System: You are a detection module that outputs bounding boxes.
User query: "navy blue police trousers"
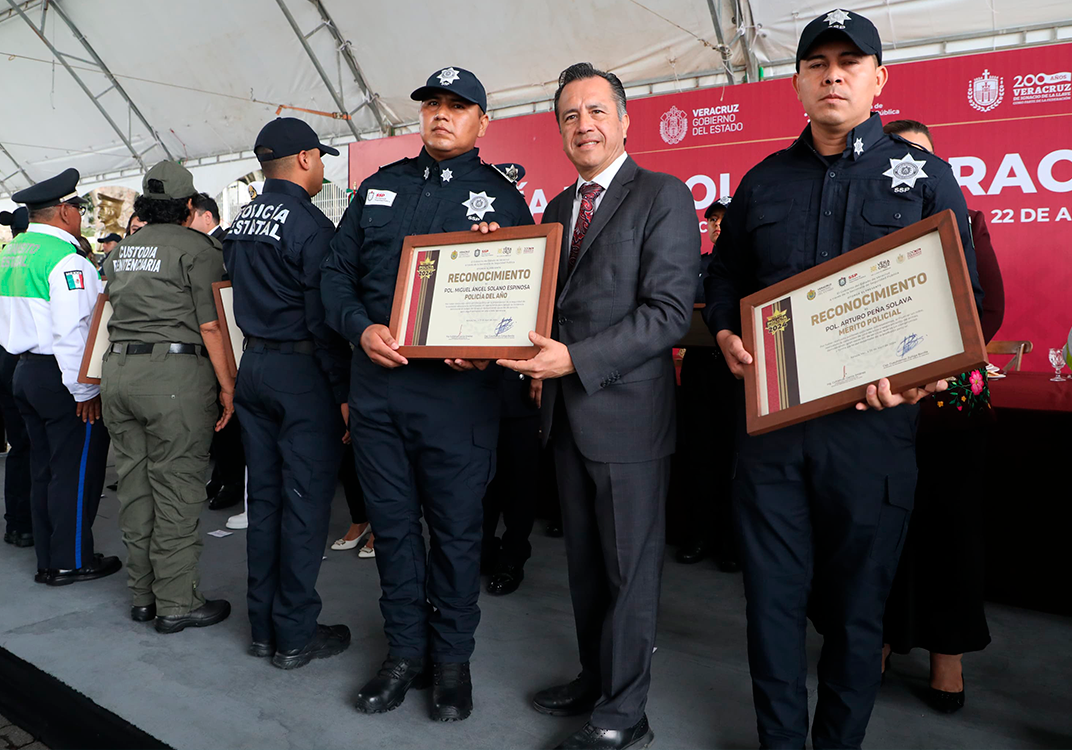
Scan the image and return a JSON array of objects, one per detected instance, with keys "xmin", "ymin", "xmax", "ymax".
[
  {"xmin": 348, "ymin": 360, "xmax": 498, "ymax": 663},
  {"xmin": 235, "ymin": 343, "xmax": 343, "ymax": 652},
  {"xmin": 733, "ymin": 404, "xmax": 917, "ymax": 750}
]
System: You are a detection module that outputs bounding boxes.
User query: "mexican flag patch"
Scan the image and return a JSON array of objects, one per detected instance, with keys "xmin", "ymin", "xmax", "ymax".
[{"xmin": 64, "ymin": 270, "xmax": 85, "ymax": 290}]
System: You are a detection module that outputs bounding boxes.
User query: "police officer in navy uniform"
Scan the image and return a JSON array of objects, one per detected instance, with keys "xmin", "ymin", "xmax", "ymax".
[
  {"xmin": 322, "ymin": 67, "xmax": 533, "ymax": 721},
  {"xmin": 704, "ymin": 10, "xmax": 983, "ymax": 748},
  {"xmin": 224, "ymin": 118, "xmax": 353, "ymax": 669}
]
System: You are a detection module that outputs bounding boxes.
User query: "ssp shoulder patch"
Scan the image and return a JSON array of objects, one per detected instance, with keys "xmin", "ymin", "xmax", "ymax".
[{"xmin": 64, "ymin": 270, "xmax": 85, "ymax": 290}]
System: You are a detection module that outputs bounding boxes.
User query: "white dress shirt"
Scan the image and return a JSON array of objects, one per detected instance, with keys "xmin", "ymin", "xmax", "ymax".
[
  {"xmin": 0, "ymin": 223, "xmax": 102, "ymax": 401},
  {"xmin": 568, "ymin": 151, "xmax": 629, "ymax": 239}
]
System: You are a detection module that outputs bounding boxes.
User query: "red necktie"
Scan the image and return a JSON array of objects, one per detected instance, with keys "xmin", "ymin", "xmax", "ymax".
[{"xmin": 569, "ymin": 183, "xmax": 604, "ymax": 270}]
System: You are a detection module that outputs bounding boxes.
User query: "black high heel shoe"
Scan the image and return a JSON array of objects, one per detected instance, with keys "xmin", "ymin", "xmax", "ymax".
[{"xmin": 926, "ymin": 684, "xmax": 965, "ymax": 714}]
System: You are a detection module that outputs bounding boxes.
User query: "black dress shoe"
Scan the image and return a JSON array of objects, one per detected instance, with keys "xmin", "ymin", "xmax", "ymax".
[
  {"xmin": 716, "ymin": 557, "xmax": 741, "ymax": 573},
  {"xmin": 5, "ymin": 530, "xmax": 33, "ymax": 547},
  {"xmin": 249, "ymin": 640, "xmax": 275, "ymax": 658},
  {"xmin": 209, "ymin": 484, "xmax": 243, "ymax": 511},
  {"xmin": 675, "ymin": 542, "xmax": 708, "ymax": 565},
  {"xmin": 533, "ymin": 676, "xmax": 601, "ymax": 717},
  {"xmin": 272, "ymin": 624, "xmax": 351, "ymax": 669},
  {"xmin": 131, "ymin": 603, "xmax": 156, "ymax": 622},
  {"xmin": 546, "ymin": 522, "xmax": 563, "ymax": 538},
  {"xmin": 46, "ymin": 554, "xmax": 122, "ymax": 586},
  {"xmin": 486, "ymin": 562, "xmax": 524, "ymax": 596},
  {"xmin": 555, "ymin": 715, "xmax": 655, "ymax": 750},
  {"xmin": 155, "ymin": 599, "xmax": 231, "ymax": 634},
  {"xmin": 926, "ymin": 685, "xmax": 965, "ymax": 714},
  {"xmin": 354, "ymin": 657, "xmax": 430, "ymax": 713},
  {"xmin": 432, "ymin": 662, "xmax": 473, "ymax": 721},
  {"xmin": 3, "ymin": 530, "xmax": 31, "ymax": 546},
  {"xmin": 34, "ymin": 569, "xmax": 50, "ymax": 584}
]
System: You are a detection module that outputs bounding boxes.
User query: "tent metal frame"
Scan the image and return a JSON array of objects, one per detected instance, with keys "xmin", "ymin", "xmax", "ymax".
[
  {"xmin": 4, "ymin": 0, "xmax": 174, "ymax": 173},
  {"xmin": 304, "ymin": 0, "xmax": 391, "ymax": 133},
  {"xmin": 3, "ymin": 3, "xmax": 1070, "ymax": 199},
  {"xmin": 275, "ymin": 0, "xmax": 365, "ymax": 140},
  {"xmin": 0, "ymin": 141, "xmax": 35, "ymax": 188}
]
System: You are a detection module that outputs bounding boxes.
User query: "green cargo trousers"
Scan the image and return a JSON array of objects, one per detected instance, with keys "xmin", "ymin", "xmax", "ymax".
[{"xmin": 101, "ymin": 345, "xmax": 218, "ymax": 616}]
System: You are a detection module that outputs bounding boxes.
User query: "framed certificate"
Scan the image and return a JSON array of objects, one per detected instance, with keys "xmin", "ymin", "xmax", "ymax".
[
  {"xmin": 77, "ymin": 293, "xmax": 111, "ymax": 384},
  {"xmin": 212, "ymin": 281, "xmax": 243, "ymax": 378},
  {"xmin": 79, "ymin": 285, "xmax": 245, "ymax": 383},
  {"xmin": 741, "ymin": 209, "xmax": 986, "ymax": 436},
  {"xmin": 388, "ymin": 224, "xmax": 563, "ymax": 359}
]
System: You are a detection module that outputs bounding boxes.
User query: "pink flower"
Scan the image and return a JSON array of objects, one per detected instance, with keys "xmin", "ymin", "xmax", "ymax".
[{"xmin": 969, "ymin": 370, "xmax": 984, "ymax": 395}]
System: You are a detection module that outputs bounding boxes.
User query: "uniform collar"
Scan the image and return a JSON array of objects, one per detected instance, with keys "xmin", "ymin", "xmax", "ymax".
[
  {"xmin": 843, "ymin": 112, "xmax": 884, "ymax": 160},
  {"xmin": 416, "ymin": 146, "xmax": 481, "ymax": 182},
  {"xmin": 262, "ymin": 178, "xmax": 312, "ymax": 202},
  {"xmin": 792, "ymin": 111, "xmax": 885, "ymax": 162},
  {"xmin": 25, "ymin": 222, "xmax": 80, "ymax": 248}
]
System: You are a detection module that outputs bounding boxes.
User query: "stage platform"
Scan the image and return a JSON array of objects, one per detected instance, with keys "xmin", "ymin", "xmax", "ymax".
[{"xmin": 1, "ymin": 453, "xmax": 1069, "ymax": 749}]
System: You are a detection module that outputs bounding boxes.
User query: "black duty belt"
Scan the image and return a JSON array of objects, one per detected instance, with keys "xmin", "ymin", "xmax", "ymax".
[
  {"xmin": 244, "ymin": 336, "xmax": 316, "ymax": 355},
  {"xmin": 19, "ymin": 352, "xmax": 54, "ymax": 361},
  {"xmin": 112, "ymin": 342, "xmax": 207, "ymax": 357}
]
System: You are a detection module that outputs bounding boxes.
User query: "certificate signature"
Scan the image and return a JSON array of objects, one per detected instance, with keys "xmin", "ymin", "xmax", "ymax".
[
  {"xmin": 493, "ymin": 317, "xmax": 514, "ymax": 337},
  {"xmin": 896, "ymin": 333, "xmax": 923, "ymax": 358}
]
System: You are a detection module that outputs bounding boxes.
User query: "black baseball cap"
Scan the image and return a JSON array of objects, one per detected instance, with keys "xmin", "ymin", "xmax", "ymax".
[
  {"xmin": 0, "ymin": 206, "xmax": 29, "ymax": 235},
  {"xmin": 254, "ymin": 117, "xmax": 340, "ymax": 162},
  {"xmin": 796, "ymin": 9, "xmax": 882, "ymax": 69},
  {"xmin": 12, "ymin": 168, "xmax": 89, "ymax": 211},
  {"xmin": 410, "ymin": 67, "xmax": 487, "ymax": 113},
  {"xmin": 98, "ymin": 233, "xmax": 122, "ymax": 244}
]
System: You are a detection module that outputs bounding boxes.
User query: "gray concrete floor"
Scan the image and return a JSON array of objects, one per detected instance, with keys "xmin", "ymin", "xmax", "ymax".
[{"xmin": 1, "ymin": 453, "xmax": 1070, "ymax": 749}]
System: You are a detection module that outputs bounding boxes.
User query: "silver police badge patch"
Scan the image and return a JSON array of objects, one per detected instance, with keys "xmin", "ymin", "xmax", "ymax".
[
  {"xmin": 462, "ymin": 191, "xmax": 496, "ymax": 221},
  {"xmin": 437, "ymin": 67, "xmax": 460, "ymax": 86},
  {"xmin": 883, "ymin": 153, "xmax": 929, "ymax": 190}
]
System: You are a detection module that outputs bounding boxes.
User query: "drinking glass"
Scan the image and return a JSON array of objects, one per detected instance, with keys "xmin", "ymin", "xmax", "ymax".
[{"xmin": 1049, "ymin": 347, "xmax": 1067, "ymax": 382}]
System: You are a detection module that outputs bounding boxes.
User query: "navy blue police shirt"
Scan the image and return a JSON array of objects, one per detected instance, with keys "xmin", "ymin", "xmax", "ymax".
[
  {"xmin": 703, "ymin": 113, "xmax": 983, "ymax": 336},
  {"xmin": 222, "ymin": 178, "xmax": 350, "ymax": 402},
  {"xmin": 321, "ymin": 147, "xmax": 534, "ymax": 347}
]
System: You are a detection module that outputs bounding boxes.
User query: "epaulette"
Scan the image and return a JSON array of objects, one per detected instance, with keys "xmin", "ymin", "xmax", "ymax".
[
  {"xmin": 484, "ymin": 160, "xmax": 522, "ymax": 185},
  {"xmin": 378, "ymin": 156, "xmax": 414, "ymax": 171},
  {"xmin": 887, "ymin": 133, "xmax": 932, "ymax": 154}
]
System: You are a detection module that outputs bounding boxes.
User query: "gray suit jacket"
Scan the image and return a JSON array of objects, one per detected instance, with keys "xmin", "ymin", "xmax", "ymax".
[{"xmin": 541, "ymin": 156, "xmax": 700, "ymax": 463}]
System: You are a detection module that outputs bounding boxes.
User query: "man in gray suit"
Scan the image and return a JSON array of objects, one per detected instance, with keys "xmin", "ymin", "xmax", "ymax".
[{"xmin": 498, "ymin": 62, "xmax": 699, "ymax": 750}]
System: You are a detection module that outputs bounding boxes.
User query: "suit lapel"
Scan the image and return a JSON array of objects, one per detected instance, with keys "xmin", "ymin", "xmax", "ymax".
[
  {"xmin": 556, "ymin": 185, "xmax": 576, "ymax": 288},
  {"xmin": 562, "ymin": 156, "xmax": 637, "ymax": 290}
]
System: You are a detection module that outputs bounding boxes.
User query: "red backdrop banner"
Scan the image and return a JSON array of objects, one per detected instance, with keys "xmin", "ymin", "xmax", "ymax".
[{"xmin": 350, "ymin": 44, "xmax": 1072, "ymax": 372}]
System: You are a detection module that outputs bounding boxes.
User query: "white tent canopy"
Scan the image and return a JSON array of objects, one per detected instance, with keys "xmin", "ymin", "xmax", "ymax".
[{"xmin": 1, "ymin": 0, "xmax": 1070, "ymax": 205}]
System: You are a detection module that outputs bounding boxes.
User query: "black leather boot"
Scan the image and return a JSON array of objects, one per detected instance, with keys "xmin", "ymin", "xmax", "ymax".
[{"xmin": 354, "ymin": 657, "xmax": 429, "ymax": 713}]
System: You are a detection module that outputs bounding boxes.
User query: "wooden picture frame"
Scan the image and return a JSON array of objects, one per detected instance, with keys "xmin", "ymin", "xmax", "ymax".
[
  {"xmin": 740, "ymin": 210, "xmax": 986, "ymax": 436},
  {"xmin": 212, "ymin": 281, "xmax": 242, "ymax": 379},
  {"xmin": 77, "ymin": 293, "xmax": 111, "ymax": 384},
  {"xmin": 388, "ymin": 223, "xmax": 563, "ymax": 359}
]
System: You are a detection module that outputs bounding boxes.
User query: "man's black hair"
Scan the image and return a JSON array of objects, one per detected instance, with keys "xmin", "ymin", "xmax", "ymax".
[
  {"xmin": 190, "ymin": 192, "xmax": 220, "ymax": 223},
  {"xmin": 553, "ymin": 62, "xmax": 628, "ymax": 123}
]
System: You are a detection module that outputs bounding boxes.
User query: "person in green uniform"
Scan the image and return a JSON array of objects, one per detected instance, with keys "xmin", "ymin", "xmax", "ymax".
[{"xmin": 101, "ymin": 161, "xmax": 235, "ymax": 633}]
